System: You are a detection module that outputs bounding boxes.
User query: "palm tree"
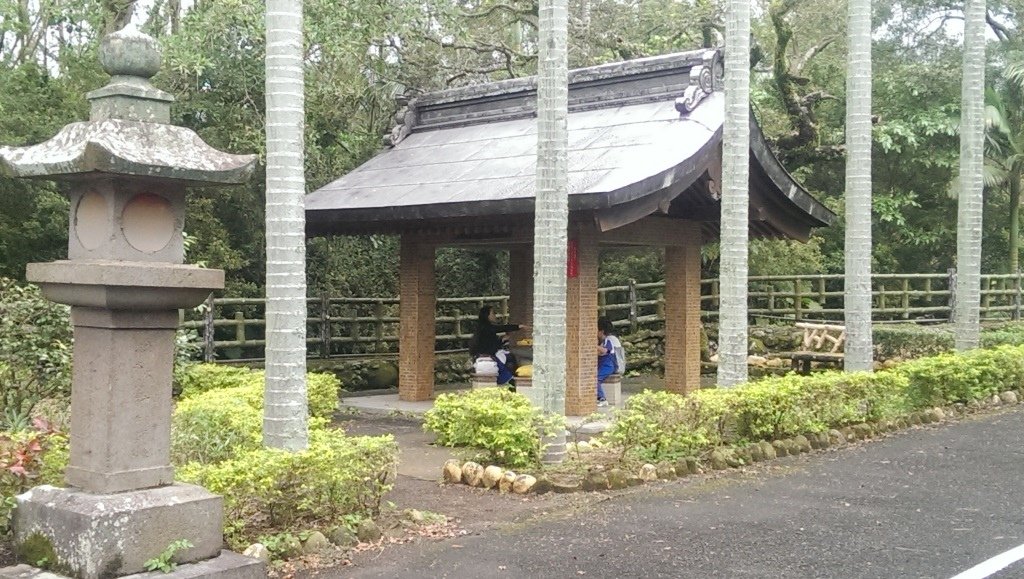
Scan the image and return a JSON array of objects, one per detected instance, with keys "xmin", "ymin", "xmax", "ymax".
[
  {"xmin": 844, "ymin": 0, "xmax": 873, "ymax": 372},
  {"xmin": 982, "ymin": 85, "xmax": 1024, "ymax": 274},
  {"xmin": 533, "ymin": 0, "xmax": 569, "ymax": 458},
  {"xmin": 955, "ymin": 0, "xmax": 986, "ymax": 351},
  {"xmin": 717, "ymin": 0, "xmax": 751, "ymax": 387},
  {"xmin": 264, "ymin": 0, "xmax": 308, "ymax": 450}
]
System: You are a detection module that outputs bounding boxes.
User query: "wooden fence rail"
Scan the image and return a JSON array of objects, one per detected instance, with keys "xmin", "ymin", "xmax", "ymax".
[{"xmin": 180, "ymin": 271, "xmax": 1024, "ymax": 362}]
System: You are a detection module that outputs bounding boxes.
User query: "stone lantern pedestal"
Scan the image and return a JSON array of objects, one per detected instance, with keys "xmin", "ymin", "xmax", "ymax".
[{"xmin": 0, "ymin": 26, "xmax": 263, "ymax": 579}]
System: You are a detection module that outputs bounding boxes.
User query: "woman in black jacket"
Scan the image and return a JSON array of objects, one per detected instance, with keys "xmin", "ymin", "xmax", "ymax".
[{"xmin": 469, "ymin": 305, "xmax": 526, "ymax": 358}]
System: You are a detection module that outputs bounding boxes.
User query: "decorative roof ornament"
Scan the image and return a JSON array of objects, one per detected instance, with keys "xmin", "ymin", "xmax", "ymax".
[
  {"xmin": 0, "ymin": 24, "xmax": 256, "ymax": 184},
  {"xmin": 675, "ymin": 49, "xmax": 724, "ymax": 115}
]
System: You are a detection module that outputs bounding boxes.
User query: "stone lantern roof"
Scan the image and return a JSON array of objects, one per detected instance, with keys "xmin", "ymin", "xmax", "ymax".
[{"xmin": 0, "ymin": 24, "xmax": 256, "ymax": 185}]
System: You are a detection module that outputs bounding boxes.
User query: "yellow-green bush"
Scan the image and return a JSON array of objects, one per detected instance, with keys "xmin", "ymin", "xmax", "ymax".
[
  {"xmin": 895, "ymin": 345, "xmax": 1024, "ymax": 407},
  {"xmin": 424, "ymin": 388, "xmax": 564, "ymax": 469},
  {"xmin": 177, "ymin": 428, "xmax": 398, "ymax": 549},
  {"xmin": 603, "ymin": 390, "xmax": 719, "ymax": 462},
  {"xmin": 171, "ymin": 388, "xmax": 263, "ymax": 465},
  {"xmin": 178, "ymin": 364, "xmax": 341, "ymax": 419}
]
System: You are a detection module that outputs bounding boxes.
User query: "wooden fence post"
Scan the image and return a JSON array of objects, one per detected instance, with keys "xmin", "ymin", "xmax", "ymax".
[
  {"xmin": 794, "ymin": 278, "xmax": 803, "ymax": 321},
  {"xmin": 628, "ymin": 278, "xmax": 638, "ymax": 333},
  {"xmin": 901, "ymin": 278, "xmax": 910, "ymax": 320},
  {"xmin": 947, "ymin": 267, "xmax": 957, "ymax": 323},
  {"xmin": 1015, "ymin": 269, "xmax": 1022, "ymax": 321},
  {"xmin": 348, "ymin": 305, "xmax": 360, "ymax": 353},
  {"xmin": 374, "ymin": 301, "xmax": 385, "ymax": 351},
  {"xmin": 320, "ymin": 293, "xmax": 331, "ymax": 359},
  {"xmin": 233, "ymin": 311, "xmax": 244, "ymax": 342},
  {"xmin": 597, "ymin": 289, "xmax": 607, "ymax": 319},
  {"xmin": 203, "ymin": 294, "xmax": 215, "ymax": 363},
  {"xmin": 982, "ymin": 278, "xmax": 992, "ymax": 315}
]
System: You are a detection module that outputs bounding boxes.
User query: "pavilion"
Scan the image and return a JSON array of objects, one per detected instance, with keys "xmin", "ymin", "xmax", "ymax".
[{"xmin": 306, "ymin": 48, "xmax": 835, "ymax": 416}]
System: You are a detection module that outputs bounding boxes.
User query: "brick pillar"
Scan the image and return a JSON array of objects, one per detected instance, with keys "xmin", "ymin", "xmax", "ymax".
[
  {"xmin": 399, "ymin": 235, "xmax": 436, "ymax": 401},
  {"xmin": 565, "ymin": 221, "xmax": 600, "ymax": 416},
  {"xmin": 665, "ymin": 224, "xmax": 702, "ymax": 395},
  {"xmin": 508, "ymin": 245, "xmax": 534, "ymax": 328}
]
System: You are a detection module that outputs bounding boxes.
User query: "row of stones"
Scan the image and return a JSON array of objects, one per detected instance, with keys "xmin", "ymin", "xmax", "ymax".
[
  {"xmin": 240, "ymin": 516, "xmax": 398, "ymax": 562},
  {"xmin": 442, "ymin": 461, "xmax": 540, "ymax": 493},
  {"xmin": 440, "ymin": 390, "xmax": 1022, "ymax": 494}
]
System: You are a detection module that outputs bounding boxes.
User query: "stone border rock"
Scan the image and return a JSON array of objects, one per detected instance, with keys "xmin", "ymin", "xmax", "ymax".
[{"xmin": 439, "ymin": 389, "xmax": 1024, "ymax": 494}]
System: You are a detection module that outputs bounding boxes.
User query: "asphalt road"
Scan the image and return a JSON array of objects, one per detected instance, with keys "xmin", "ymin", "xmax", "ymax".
[{"xmin": 338, "ymin": 407, "xmax": 1024, "ymax": 579}]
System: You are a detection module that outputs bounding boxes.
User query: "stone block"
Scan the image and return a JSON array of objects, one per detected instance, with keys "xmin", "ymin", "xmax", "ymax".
[
  {"xmin": 14, "ymin": 484, "xmax": 223, "ymax": 579},
  {"xmin": 0, "ymin": 551, "xmax": 265, "ymax": 579},
  {"xmin": 603, "ymin": 375, "xmax": 623, "ymax": 408}
]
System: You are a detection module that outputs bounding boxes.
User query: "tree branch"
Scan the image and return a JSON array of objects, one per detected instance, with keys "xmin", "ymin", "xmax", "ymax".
[
  {"xmin": 794, "ymin": 35, "xmax": 838, "ymax": 74},
  {"xmin": 986, "ymin": 11, "xmax": 1011, "ymax": 42}
]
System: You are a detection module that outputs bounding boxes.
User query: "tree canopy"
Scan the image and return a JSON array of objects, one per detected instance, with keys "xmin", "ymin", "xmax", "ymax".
[{"xmin": 2, "ymin": 0, "xmax": 1024, "ymax": 295}]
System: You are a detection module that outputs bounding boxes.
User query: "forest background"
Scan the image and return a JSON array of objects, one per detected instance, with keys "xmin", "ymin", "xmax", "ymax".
[{"xmin": 2, "ymin": 0, "xmax": 1022, "ymax": 300}]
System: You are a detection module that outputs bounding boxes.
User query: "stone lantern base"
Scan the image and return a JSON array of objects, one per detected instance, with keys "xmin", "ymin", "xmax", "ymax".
[{"xmin": 0, "ymin": 485, "xmax": 264, "ymax": 579}]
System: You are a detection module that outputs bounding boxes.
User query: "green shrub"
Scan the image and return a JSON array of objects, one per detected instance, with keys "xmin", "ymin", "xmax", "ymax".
[
  {"xmin": 896, "ymin": 345, "xmax": 1024, "ymax": 407},
  {"xmin": 604, "ymin": 390, "xmax": 720, "ymax": 462},
  {"xmin": 178, "ymin": 364, "xmax": 341, "ymax": 420},
  {"xmin": 177, "ymin": 429, "xmax": 397, "ymax": 549},
  {"xmin": 872, "ymin": 325, "xmax": 954, "ymax": 361},
  {"xmin": 981, "ymin": 322, "xmax": 1024, "ymax": 348},
  {"xmin": 424, "ymin": 388, "xmax": 563, "ymax": 469},
  {"xmin": 171, "ymin": 388, "xmax": 263, "ymax": 465},
  {"xmin": 0, "ymin": 278, "xmax": 72, "ymax": 423}
]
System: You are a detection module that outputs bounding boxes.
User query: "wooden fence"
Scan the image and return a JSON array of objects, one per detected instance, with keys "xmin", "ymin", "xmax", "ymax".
[{"xmin": 181, "ymin": 271, "xmax": 1024, "ymax": 362}]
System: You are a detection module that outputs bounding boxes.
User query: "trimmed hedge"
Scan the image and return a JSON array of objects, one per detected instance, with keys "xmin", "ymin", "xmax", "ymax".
[
  {"xmin": 872, "ymin": 325, "xmax": 954, "ymax": 361},
  {"xmin": 178, "ymin": 428, "xmax": 398, "ymax": 549},
  {"xmin": 607, "ymin": 344, "xmax": 1024, "ymax": 463},
  {"xmin": 896, "ymin": 345, "xmax": 1024, "ymax": 407},
  {"xmin": 178, "ymin": 364, "xmax": 341, "ymax": 420},
  {"xmin": 873, "ymin": 322, "xmax": 1024, "ymax": 361}
]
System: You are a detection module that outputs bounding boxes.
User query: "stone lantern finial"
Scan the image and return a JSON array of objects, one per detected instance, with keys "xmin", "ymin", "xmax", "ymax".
[
  {"xmin": 99, "ymin": 23, "xmax": 162, "ymax": 78},
  {"xmin": 87, "ymin": 24, "xmax": 174, "ymax": 123}
]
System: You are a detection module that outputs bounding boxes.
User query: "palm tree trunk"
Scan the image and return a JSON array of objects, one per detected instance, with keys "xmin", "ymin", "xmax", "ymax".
[
  {"xmin": 264, "ymin": 0, "xmax": 308, "ymax": 450},
  {"xmin": 717, "ymin": 0, "xmax": 751, "ymax": 387},
  {"xmin": 844, "ymin": 0, "xmax": 873, "ymax": 372},
  {"xmin": 533, "ymin": 0, "xmax": 568, "ymax": 459},
  {"xmin": 955, "ymin": 0, "xmax": 986, "ymax": 351},
  {"xmin": 1010, "ymin": 174, "xmax": 1020, "ymax": 274}
]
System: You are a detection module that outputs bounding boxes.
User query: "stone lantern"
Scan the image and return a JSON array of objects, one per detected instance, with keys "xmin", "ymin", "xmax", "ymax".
[{"xmin": 0, "ymin": 26, "xmax": 262, "ymax": 579}]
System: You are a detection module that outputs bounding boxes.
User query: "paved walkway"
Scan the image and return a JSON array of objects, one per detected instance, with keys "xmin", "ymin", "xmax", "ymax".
[
  {"xmin": 341, "ymin": 374, "xmax": 677, "ymax": 432},
  {"xmin": 330, "ymin": 406, "xmax": 1024, "ymax": 579}
]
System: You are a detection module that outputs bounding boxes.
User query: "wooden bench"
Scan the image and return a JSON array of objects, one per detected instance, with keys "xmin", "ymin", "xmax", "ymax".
[{"xmin": 776, "ymin": 323, "xmax": 846, "ymax": 375}]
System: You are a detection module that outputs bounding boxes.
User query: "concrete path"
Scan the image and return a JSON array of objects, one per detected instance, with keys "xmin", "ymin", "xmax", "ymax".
[
  {"xmin": 329, "ymin": 406, "xmax": 1024, "ymax": 579},
  {"xmin": 340, "ymin": 374, "xmax": 677, "ymax": 433}
]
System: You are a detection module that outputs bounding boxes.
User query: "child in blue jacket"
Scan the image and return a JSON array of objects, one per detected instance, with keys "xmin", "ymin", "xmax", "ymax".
[{"xmin": 596, "ymin": 318, "xmax": 618, "ymax": 407}]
